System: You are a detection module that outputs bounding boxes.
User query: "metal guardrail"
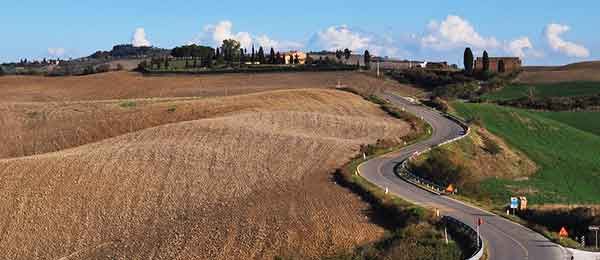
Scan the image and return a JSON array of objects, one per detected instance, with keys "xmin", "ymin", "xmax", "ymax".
[
  {"xmin": 397, "ymin": 100, "xmax": 485, "ymax": 260},
  {"xmin": 443, "ymin": 216, "xmax": 485, "ymax": 260}
]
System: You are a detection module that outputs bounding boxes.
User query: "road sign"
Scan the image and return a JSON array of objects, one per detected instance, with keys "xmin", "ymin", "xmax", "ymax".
[
  {"xmin": 510, "ymin": 197, "xmax": 519, "ymax": 209},
  {"xmin": 559, "ymin": 227, "xmax": 569, "ymax": 238},
  {"xmin": 446, "ymin": 184, "xmax": 455, "ymax": 193}
]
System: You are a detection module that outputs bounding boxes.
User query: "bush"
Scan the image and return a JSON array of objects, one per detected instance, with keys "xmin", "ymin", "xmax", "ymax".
[{"xmin": 410, "ymin": 148, "xmax": 470, "ymax": 187}]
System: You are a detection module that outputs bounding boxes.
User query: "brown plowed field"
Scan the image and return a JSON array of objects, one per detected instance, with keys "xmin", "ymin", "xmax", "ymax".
[
  {"xmin": 518, "ymin": 61, "xmax": 600, "ymax": 83},
  {"xmin": 0, "ymin": 71, "xmax": 420, "ymax": 102},
  {"xmin": 0, "ymin": 72, "xmax": 414, "ymax": 260}
]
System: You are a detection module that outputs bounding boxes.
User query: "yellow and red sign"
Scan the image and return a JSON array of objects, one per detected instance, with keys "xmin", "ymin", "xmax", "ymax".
[{"xmin": 559, "ymin": 227, "xmax": 568, "ymax": 238}]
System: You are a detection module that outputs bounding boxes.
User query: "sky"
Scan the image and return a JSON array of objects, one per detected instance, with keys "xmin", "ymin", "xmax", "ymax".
[{"xmin": 1, "ymin": 0, "xmax": 597, "ymax": 65}]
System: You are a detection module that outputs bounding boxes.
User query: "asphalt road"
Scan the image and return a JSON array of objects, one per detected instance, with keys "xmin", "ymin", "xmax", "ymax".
[{"xmin": 359, "ymin": 92, "xmax": 568, "ymax": 260}]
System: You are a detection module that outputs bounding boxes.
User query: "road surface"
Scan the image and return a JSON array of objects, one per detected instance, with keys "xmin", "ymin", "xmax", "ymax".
[{"xmin": 359, "ymin": 92, "xmax": 567, "ymax": 260}]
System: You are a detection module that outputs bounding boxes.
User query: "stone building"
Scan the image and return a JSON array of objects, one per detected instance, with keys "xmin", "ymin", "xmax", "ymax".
[
  {"xmin": 283, "ymin": 51, "xmax": 307, "ymax": 64},
  {"xmin": 475, "ymin": 57, "xmax": 522, "ymax": 73}
]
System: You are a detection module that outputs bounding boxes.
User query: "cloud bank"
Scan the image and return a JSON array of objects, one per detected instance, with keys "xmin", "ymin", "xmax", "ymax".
[
  {"xmin": 308, "ymin": 25, "xmax": 401, "ymax": 57},
  {"xmin": 197, "ymin": 20, "xmax": 302, "ymax": 50},
  {"xmin": 421, "ymin": 15, "xmax": 500, "ymax": 50},
  {"xmin": 544, "ymin": 23, "xmax": 590, "ymax": 58},
  {"xmin": 132, "ymin": 28, "xmax": 151, "ymax": 47}
]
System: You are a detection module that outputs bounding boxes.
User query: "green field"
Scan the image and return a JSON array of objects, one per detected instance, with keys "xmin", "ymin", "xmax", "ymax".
[
  {"xmin": 453, "ymin": 102, "xmax": 600, "ymax": 204},
  {"xmin": 535, "ymin": 111, "xmax": 600, "ymax": 136},
  {"xmin": 482, "ymin": 82, "xmax": 600, "ymax": 101}
]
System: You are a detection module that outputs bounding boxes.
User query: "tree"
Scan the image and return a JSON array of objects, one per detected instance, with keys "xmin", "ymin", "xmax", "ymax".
[
  {"xmin": 257, "ymin": 47, "xmax": 265, "ymax": 64},
  {"xmin": 335, "ymin": 49, "xmax": 343, "ymax": 61},
  {"xmin": 0, "ymin": 66, "xmax": 5, "ymax": 76},
  {"xmin": 294, "ymin": 54, "xmax": 300, "ymax": 64},
  {"xmin": 251, "ymin": 45, "xmax": 255, "ymax": 63},
  {"xmin": 464, "ymin": 47, "xmax": 474, "ymax": 75},
  {"xmin": 482, "ymin": 50, "xmax": 490, "ymax": 72},
  {"xmin": 221, "ymin": 39, "xmax": 241, "ymax": 63},
  {"xmin": 363, "ymin": 50, "xmax": 371, "ymax": 69},
  {"xmin": 344, "ymin": 48, "xmax": 352, "ymax": 63},
  {"xmin": 269, "ymin": 48, "xmax": 275, "ymax": 64},
  {"xmin": 275, "ymin": 52, "xmax": 282, "ymax": 64}
]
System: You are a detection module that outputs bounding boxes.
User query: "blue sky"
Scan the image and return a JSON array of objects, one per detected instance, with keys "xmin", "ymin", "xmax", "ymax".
[{"xmin": 1, "ymin": 0, "xmax": 597, "ymax": 65}]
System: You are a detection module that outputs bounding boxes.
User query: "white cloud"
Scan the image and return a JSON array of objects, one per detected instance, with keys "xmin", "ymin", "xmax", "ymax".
[
  {"xmin": 309, "ymin": 25, "xmax": 401, "ymax": 57},
  {"xmin": 544, "ymin": 23, "xmax": 590, "ymax": 58},
  {"xmin": 421, "ymin": 15, "xmax": 500, "ymax": 50},
  {"xmin": 196, "ymin": 20, "xmax": 302, "ymax": 50},
  {"xmin": 47, "ymin": 48, "xmax": 65, "ymax": 57},
  {"xmin": 506, "ymin": 37, "xmax": 533, "ymax": 57},
  {"xmin": 132, "ymin": 28, "xmax": 151, "ymax": 47}
]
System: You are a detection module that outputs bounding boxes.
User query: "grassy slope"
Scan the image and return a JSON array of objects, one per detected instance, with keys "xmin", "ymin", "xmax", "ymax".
[
  {"xmin": 534, "ymin": 111, "xmax": 600, "ymax": 136},
  {"xmin": 453, "ymin": 102, "xmax": 600, "ymax": 204},
  {"xmin": 482, "ymin": 82, "xmax": 600, "ymax": 101}
]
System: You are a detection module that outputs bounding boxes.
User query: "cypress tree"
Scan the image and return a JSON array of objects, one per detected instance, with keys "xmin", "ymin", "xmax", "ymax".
[
  {"xmin": 269, "ymin": 48, "xmax": 275, "ymax": 64},
  {"xmin": 482, "ymin": 50, "xmax": 490, "ymax": 72},
  {"xmin": 464, "ymin": 47, "xmax": 474, "ymax": 75}
]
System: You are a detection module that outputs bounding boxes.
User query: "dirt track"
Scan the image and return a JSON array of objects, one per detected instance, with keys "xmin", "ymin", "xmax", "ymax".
[{"xmin": 0, "ymin": 77, "xmax": 413, "ymax": 259}]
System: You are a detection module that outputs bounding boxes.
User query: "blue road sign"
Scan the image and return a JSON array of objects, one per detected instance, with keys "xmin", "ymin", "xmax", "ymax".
[{"xmin": 510, "ymin": 197, "xmax": 519, "ymax": 209}]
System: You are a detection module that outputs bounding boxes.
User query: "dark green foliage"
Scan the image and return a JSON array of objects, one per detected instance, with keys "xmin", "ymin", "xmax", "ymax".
[
  {"xmin": 432, "ymin": 82, "xmax": 479, "ymax": 99},
  {"xmin": 0, "ymin": 66, "xmax": 5, "ymax": 76},
  {"xmin": 363, "ymin": 50, "xmax": 371, "ymax": 69},
  {"xmin": 343, "ymin": 48, "xmax": 351, "ymax": 63},
  {"xmin": 258, "ymin": 47, "xmax": 266, "ymax": 64},
  {"xmin": 482, "ymin": 50, "xmax": 490, "ymax": 72},
  {"xmin": 411, "ymin": 148, "xmax": 470, "ymax": 187},
  {"xmin": 221, "ymin": 39, "xmax": 241, "ymax": 63},
  {"xmin": 269, "ymin": 48, "xmax": 275, "ymax": 64},
  {"xmin": 171, "ymin": 44, "xmax": 214, "ymax": 59},
  {"xmin": 464, "ymin": 48, "xmax": 474, "ymax": 75}
]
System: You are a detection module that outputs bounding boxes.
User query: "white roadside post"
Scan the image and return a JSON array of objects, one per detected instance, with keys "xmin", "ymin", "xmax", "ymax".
[
  {"xmin": 590, "ymin": 226, "xmax": 599, "ymax": 249},
  {"xmin": 385, "ymin": 187, "xmax": 389, "ymax": 195}
]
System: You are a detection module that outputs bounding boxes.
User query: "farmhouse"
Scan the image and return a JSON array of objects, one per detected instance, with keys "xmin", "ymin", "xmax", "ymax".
[
  {"xmin": 475, "ymin": 57, "xmax": 522, "ymax": 73},
  {"xmin": 283, "ymin": 51, "xmax": 307, "ymax": 64}
]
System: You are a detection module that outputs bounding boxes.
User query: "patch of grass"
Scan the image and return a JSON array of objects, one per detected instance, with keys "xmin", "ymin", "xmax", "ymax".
[
  {"xmin": 453, "ymin": 102, "xmax": 600, "ymax": 204},
  {"xmin": 119, "ymin": 101, "xmax": 137, "ymax": 108},
  {"xmin": 483, "ymin": 81, "xmax": 600, "ymax": 101},
  {"xmin": 534, "ymin": 111, "xmax": 600, "ymax": 136}
]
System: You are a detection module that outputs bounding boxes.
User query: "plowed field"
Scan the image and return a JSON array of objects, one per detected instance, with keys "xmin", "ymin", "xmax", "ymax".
[{"xmin": 0, "ymin": 74, "xmax": 413, "ymax": 259}]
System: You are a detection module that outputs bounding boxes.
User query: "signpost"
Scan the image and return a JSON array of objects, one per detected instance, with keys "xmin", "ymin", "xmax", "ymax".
[
  {"xmin": 590, "ymin": 226, "xmax": 599, "ymax": 249},
  {"xmin": 476, "ymin": 218, "xmax": 484, "ymax": 248},
  {"xmin": 559, "ymin": 227, "xmax": 569, "ymax": 239},
  {"xmin": 510, "ymin": 197, "xmax": 519, "ymax": 215}
]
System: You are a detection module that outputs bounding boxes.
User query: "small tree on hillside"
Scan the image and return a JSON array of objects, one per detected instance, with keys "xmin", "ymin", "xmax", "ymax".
[
  {"xmin": 344, "ymin": 48, "xmax": 352, "ymax": 64},
  {"xmin": 258, "ymin": 47, "xmax": 266, "ymax": 64},
  {"xmin": 363, "ymin": 50, "xmax": 371, "ymax": 69},
  {"xmin": 335, "ymin": 49, "xmax": 343, "ymax": 61},
  {"xmin": 464, "ymin": 47, "xmax": 474, "ymax": 75},
  {"xmin": 482, "ymin": 50, "xmax": 490, "ymax": 72},
  {"xmin": 269, "ymin": 48, "xmax": 275, "ymax": 64}
]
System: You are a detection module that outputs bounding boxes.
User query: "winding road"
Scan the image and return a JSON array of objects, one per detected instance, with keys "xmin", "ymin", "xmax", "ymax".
[{"xmin": 359, "ymin": 92, "xmax": 567, "ymax": 260}]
